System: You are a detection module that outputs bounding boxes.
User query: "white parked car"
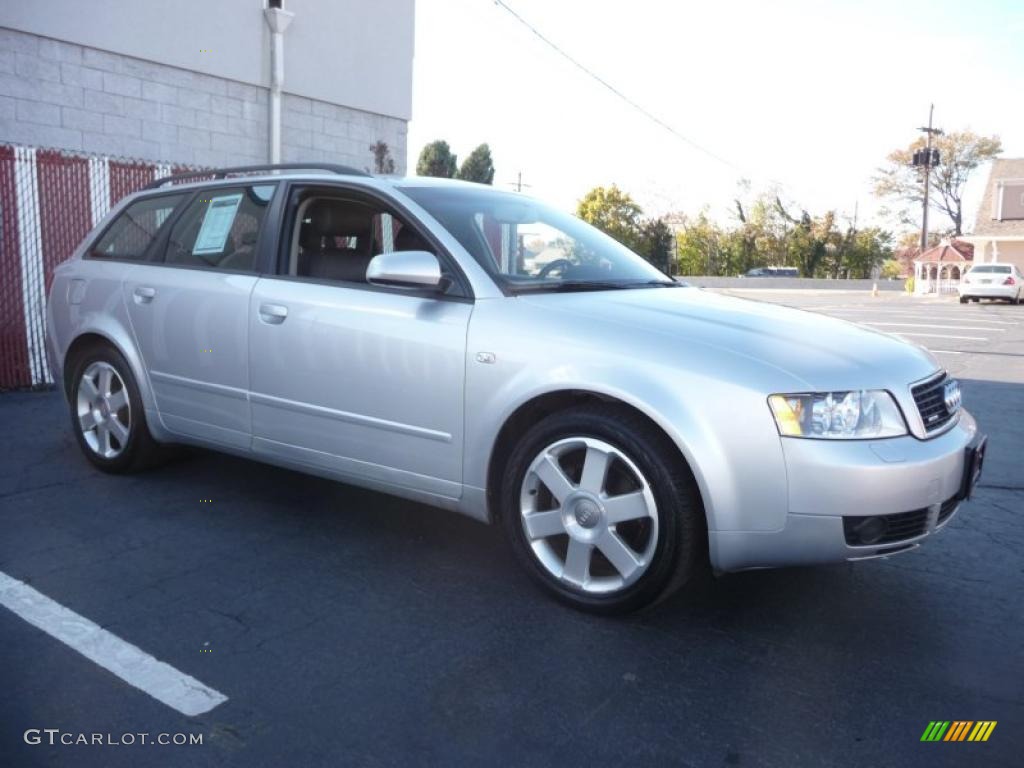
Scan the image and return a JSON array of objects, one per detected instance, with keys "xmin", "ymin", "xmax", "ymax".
[{"xmin": 959, "ymin": 263, "xmax": 1023, "ymax": 304}]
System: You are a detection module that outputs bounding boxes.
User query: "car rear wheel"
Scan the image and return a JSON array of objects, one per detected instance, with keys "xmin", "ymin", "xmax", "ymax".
[
  {"xmin": 501, "ymin": 405, "xmax": 705, "ymax": 613},
  {"xmin": 69, "ymin": 345, "xmax": 161, "ymax": 473}
]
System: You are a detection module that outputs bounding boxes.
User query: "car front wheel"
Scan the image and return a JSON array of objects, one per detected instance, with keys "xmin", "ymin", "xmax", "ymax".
[{"xmin": 501, "ymin": 405, "xmax": 705, "ymax": 613}]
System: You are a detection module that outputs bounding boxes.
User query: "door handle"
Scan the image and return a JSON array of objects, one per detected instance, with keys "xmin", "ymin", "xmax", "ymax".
[
  {"xmin": 133, "ymin": 286, "xmax": 156, "ymax": 304},
  {"xmin": 258, "ymin": 303, "xmax": 288, "ymax": 324}
]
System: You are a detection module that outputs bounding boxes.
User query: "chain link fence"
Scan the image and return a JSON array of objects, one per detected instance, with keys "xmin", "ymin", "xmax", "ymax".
[{"xmin": 0, "ymin": 144, "xmax": 197, "ymax": 390}]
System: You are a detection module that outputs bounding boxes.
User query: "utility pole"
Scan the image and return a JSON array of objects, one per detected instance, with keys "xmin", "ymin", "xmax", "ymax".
[
  {"xmin": 913, "ymin": 104, "xmax": 943, "ymax": 252},
  {"xmin": 507, "ymin": 171, "xmax": 532, "ymax": 193}
]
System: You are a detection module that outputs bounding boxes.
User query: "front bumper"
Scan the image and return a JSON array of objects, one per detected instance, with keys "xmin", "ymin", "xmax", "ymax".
[{"xmin": 710, "ymin": 409, "xmax": 982, "ymax": 571}]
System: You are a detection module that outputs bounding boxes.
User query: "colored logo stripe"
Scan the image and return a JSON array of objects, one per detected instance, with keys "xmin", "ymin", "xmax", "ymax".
[
  {"xmin": 944, "ymin": 721, "xmax": 972, "ymax": 741},
  {"xmin": 921, "ymin": 721, "xmax": 996, "ymax": 742},
  {"xmin": 969, "ymin": 722, "xmax": 997, "ymax": 742}
]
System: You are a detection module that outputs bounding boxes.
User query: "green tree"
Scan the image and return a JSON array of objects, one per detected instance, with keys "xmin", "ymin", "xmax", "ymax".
[
  {"xmin": 880, "ymin": 258, "xmax": 903, "ymax": 279},
  {"xmin": 416, "ymin": 140, "xmax": 458, "ymax": 178},
  {"xmin": 576, "ymin": 185, "xmax": 643, "ymax": 251},
  {"xmin": 636, "ymin": 218, "xmax": 674, "ymax": 273},
  {"xmin": 674, "ymin": 188, "xmax": 893, "ymax": 278},
  {"xmin": 456, "ymin": 143, "xmax": 495, "ymax": 184},
  {"xmin": 841, "ymin": 227, "xmax": 893, "ymax": 278},
  {"xmin": 369, "ymin": 140, "xmax": 396, "ymax": 174},
  {"xmin": 675, "ymin": 211, "xmax": 724, "ymax": 275},
  {"xmin": 873, "ymin": 130, "xmax": 1002, "ymax": 236}
]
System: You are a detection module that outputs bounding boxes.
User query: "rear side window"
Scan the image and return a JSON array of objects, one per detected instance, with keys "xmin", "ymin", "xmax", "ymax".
[
  {"xmin": 163, "ymin": 185, "xmax": 275, "ymax": 272},
  {"xmin": 90, "ymin": 194, "xmax": 184, "ymax": 261}
]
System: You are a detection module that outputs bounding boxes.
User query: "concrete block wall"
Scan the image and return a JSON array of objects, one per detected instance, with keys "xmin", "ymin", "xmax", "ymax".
[{"xmin": 0, "ymin": 27, "xmax": 407, "ymax": 172}]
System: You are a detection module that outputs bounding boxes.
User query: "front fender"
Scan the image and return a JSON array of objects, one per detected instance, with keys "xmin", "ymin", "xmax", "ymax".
[{"xmin": 464, "ymin": 300, "xmax": 791, "ymax": 533}]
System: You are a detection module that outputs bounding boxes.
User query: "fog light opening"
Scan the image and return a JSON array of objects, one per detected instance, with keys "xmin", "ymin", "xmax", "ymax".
[{"xmin": 852, "ymin": 516, "xmax": 887, "ymax": 545}]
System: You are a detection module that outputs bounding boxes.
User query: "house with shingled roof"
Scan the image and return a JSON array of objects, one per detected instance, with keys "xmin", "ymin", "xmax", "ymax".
[{"xmin": 962, "ymin": 158, "xmax": 1024, "ymax": 269}]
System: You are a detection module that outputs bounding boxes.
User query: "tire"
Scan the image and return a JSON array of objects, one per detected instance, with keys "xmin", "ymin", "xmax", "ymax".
[
  {"xmin": 68, "ymin": 343, "xmax": 162, "ymax": 473},
  {"xmin": 500, "ymin": 404, "xmax": 705, "ymax": 614},
  {"xmin": 959, "ymin": 296, "xmax": 967, "ymax": 304}
]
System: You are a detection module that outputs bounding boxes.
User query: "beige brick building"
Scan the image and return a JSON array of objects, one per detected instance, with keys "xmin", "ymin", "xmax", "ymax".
[{"xmin": 0, "ymin": 0, "xmax": 413, "ymax": 171}]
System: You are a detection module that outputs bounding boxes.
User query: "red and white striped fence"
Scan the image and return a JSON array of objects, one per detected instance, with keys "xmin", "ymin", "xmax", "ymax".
[{"xmin": 0, "ymin": 144, "xmax": 191, "ymax": 390}]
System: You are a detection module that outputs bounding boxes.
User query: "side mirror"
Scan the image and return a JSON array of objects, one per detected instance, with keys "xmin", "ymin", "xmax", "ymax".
[{"xmin": 366, "ymin": 250, "xmax": 443, "ymax": 290}]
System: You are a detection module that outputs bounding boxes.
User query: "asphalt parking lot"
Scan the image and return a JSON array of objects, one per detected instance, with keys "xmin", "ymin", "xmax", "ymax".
[{"xmin": 2, "ymin": 288, "xmax": 1022, "ymax": 768}]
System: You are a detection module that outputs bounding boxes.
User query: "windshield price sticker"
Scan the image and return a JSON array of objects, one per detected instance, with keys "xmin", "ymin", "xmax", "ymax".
[{"xmin": 193, "ymin": 193, "xmax": 243, "ymax": 255}]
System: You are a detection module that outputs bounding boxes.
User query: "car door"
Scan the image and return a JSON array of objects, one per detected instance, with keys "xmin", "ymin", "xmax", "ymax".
[
  {"xmin": 248, "ymin": 188, "xmax": 472, "ymax": 499},
  {"xmin": 122, "ymin": 183, "xmax": 277, "ymax": 449}
]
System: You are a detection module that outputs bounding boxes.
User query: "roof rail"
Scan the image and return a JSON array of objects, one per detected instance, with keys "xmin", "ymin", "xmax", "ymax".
[{"xmin": 145, "ymin": 162, "xmax": 371, "ymax": 189}]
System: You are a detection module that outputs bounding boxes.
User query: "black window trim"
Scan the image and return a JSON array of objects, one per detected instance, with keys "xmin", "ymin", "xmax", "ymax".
[{"xmin": 270, "ymin": 181, "xmax": 476, "ymax": 302}]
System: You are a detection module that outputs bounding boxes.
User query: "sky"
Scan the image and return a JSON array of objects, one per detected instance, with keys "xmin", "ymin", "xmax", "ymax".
[{"xmin": 407, "ymin": 0, "xmax": 1024, "ymax": 235}]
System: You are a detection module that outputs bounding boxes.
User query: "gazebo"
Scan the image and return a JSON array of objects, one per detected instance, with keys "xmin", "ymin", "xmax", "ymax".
[{"xmin": 913, "ymin": 241, "xmax": 972, "ymax": 295}]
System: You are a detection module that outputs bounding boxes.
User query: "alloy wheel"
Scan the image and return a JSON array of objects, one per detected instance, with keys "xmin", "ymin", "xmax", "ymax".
[
  {"xmin": 519, "ymin": 436, "xmax": 659, "ymax": 594},
  {"xmin": 76, "ymin": 361, "xmax": 131, "ymax": 459}
]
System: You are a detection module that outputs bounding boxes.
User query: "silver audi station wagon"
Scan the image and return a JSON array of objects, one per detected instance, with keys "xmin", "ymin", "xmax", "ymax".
[{"xmin": 46, "ymin": 164, "xmax": 987, "ymax": 612}]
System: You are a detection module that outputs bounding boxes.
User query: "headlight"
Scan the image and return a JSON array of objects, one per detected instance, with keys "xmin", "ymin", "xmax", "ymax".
[{"xmin": 768, "ymin": 390, "xmax": 907, "ymax": 439}]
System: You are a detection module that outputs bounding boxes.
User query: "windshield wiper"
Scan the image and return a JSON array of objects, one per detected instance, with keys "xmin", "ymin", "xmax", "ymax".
[{"xmin": 515, "ymin": 280, "xmax": 638, "ymax": 293}]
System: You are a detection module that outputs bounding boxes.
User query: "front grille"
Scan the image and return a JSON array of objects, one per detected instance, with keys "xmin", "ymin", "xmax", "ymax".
[
  {"xmin": 912, "ymin": 373, "xmax": 955, "ymax": 433},
  {"xmin": 937, "ymin": 497, "xmax": 959, "ymax": 525},
  {"xmin": 843, "ymin": 508, "xmax": 930, "ymax": 546}
]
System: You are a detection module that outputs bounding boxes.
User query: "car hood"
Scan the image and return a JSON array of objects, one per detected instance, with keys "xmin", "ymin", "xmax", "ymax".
[{"xmin": 519, "ymin": 286, "xmax": 940, "ymax": 391}]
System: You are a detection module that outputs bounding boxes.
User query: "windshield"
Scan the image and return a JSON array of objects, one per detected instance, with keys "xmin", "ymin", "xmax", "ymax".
[
  {"xmin": 969, "ymin": 265, "xmax": 1010, "ymax": 274},
  {"xmin": 400, "ymin": 185, "xmax": 671, "ymax": 291}
]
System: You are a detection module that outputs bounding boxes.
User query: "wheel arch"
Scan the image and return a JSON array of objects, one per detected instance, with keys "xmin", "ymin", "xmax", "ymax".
[
  {"xmin": 485, "ymin": 388, "xmax": 710, "ymax": 530},
  {"xmin": 62, "ymin": 330, "xmax": 154, "ymax": 419}
]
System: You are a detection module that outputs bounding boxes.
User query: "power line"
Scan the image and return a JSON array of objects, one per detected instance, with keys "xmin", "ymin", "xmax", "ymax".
[{"xmin": 491, "ymin": 0, "xmax": 747, "ymax": 176}]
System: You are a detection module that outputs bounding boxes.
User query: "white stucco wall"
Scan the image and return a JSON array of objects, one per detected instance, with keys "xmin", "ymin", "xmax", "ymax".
[{"xmin": 0, "ymin": 0, "xmax": 414, "ymax": 121}]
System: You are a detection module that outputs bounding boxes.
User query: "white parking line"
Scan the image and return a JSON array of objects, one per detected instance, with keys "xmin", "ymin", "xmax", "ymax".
[
  {"xmin": 892, "ymin": 332, "xmax": 987, "ymax": 340},
  {"xmin": 827, "ymin": 310, "xmax": 1018, "ymax": 325},
  {"xmin": 0, "ymin": 571, "xmax": 228, "ymax": 716},
  {"xmin": 864, "ymin": 322, "xmax": 1006, "ymax": 332}
]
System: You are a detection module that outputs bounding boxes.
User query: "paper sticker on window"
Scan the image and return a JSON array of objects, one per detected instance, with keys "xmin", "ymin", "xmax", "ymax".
[{"xmin": 193, "ymin": 193, "xmax": 243, "ymax": 255}]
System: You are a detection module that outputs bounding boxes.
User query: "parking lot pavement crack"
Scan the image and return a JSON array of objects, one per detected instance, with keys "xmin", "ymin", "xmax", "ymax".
[
  {"xmin": 21, "ymin": 541, "xmax": 151, "ymax": 580},
  {"xmin": 206, "ymin": 607, "xmax": 251, "ymax": 633},
  {"xmin": 985, "ymin": 499, "xmax": 1024, "ymax": 519},
  {"xmin": 0, "ymin": 479, "xmax": 84, "ymax": 500},
  {"xmin": 972, "ymin": 529, "xmax": 1023, "ymax": 554},
  {"xmin": 118, "ymin": 561, "xmax": 218, "ymax": 603},
  {"xmin": 978, "ymin": 483, "xmax": 1024, "ymax": 493},
  {"xmin": 877, "ymin": 561, "xmax": 994, "ymax": 585}
]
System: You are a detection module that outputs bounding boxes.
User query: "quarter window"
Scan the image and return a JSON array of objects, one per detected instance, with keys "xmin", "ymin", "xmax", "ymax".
[
  {"xmin": 90, "ymin": 194, "xmax": 184, "ymax": 261},
  {"xmin": 163, "ymin": 185, "xmax": 275, "ymax": 272}
]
